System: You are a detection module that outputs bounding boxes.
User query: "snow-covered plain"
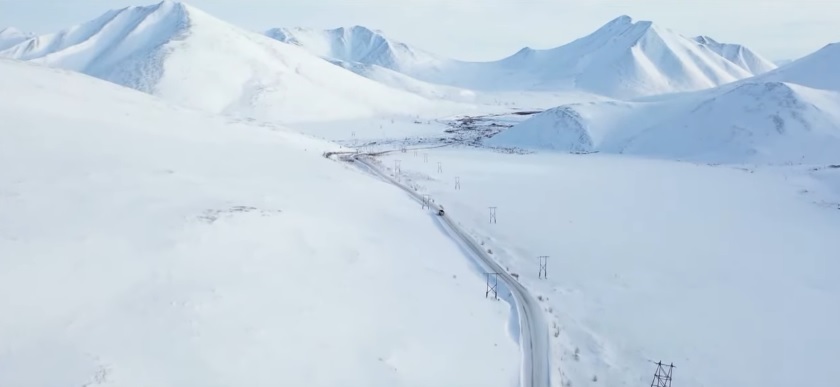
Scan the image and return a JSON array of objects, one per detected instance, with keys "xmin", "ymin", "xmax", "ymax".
[
  {"xmin": 376, "ymin": 147, "xmax": 840, "ymax": 387},
  {"xmin": 0, "ymin": 59, "xmax": 521, "ymax": 387}
]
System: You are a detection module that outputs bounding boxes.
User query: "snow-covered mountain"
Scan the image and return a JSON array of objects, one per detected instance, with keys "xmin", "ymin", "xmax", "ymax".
[
  {"xmin": 753, "ymin": 42, "xmax": 840, "ymax": 92},
  {"xmin": 269, "ymin": 16, "xmax": 770, "ymax": 98},
  {"xmin": 0, "ymin": 27, "xmax": 33, "ymax": 50},
  {"xmin": 486, "ymin": 15, "xmax": 760, "ymax": 97},
  {"xmin": 487, "ymin": 81, "xmax": 840, "ymax": 164},
  {"xmin": 266, "ymin": 26, "xmax": 443, "ymax": 73},
  {"xmin": 265, "ymin": 26, "xmax": 479, "ymax": 101},
  {"xmin": 694, "ymin": 35, "xmax": 777, "ymax": 75},
  {"xmin": 0, "ymin": 1, "xmax": 463, "ymax": 122}
]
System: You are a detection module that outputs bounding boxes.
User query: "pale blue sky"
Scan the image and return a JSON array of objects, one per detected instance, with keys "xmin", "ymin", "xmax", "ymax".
[{"xmin": 1, "ymin": 0, "xmax": 837, "ymax": 61}]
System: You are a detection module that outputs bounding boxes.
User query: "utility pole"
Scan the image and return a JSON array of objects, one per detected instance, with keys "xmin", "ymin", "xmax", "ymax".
[
  {"xmin": 650, "ymin": 361, "xmax": 675, "ymax": 387},
  {"xmin": 488, "ymin": 207, "xmax": 497, "ymax": 224},
  {"xmin": 394, "ymin": 160, "xmax": 401, "ymax": 182},
  {"xmin": 485, "ymin": 272, "xmax": 499, "ymax": 299},
  {"xmin": 538, "ymin": 256, "xmax": 549, "ymax": 279},
  {"xmin": 455, "ymin": 176, "xmax": 461, "ymax": 190}
]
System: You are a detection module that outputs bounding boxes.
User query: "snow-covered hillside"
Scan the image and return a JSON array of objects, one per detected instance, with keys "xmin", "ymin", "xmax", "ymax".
[
  {"xmin": 270, "ymin": 16, "xmax": 770, "ymax": 98},
  {"xmin": 331, "ymin": 60, "xmax": 478, "ymax": 102},
  {"xmin": 0, "ymin": 1, "xmax": 463, "ymax": 123},
  {"xmin": 755, "ymin": 42, "xmax": 840, "ymax": 92},
  {"xmin": 0, "ymin": 58, "xmax": 519, "ymax": 387},
  {"xmin": 694, "ymin": 35, "xmax": 777, "ymax": 74},
  {"xmin": 487, "ymin": 15, "xmax": 758, "ymax": 97},
  {"xmin": 267, "ymin": 26, "xmax": 443, "ymax": 73},
  {"xmin": 0, "ymin": 27, "xmax": 32, "ymax": 50},
  {"xmin": 488, "ymin": 81, "xmax": 840, "ymax": 164},
  {"xmin": 376, "ymin": 147, "xmax": 840, "ymax": 387}
]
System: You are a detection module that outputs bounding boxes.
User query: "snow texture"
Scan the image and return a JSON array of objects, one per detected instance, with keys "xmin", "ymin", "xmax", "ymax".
[{"xmin": 0, "ymin": 58, "xmax": 520, "ymax": 387}]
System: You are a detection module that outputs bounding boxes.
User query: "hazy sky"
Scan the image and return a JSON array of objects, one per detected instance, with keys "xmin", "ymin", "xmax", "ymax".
[{"xmin": 1, "ymin": 0, "xmax": 837, "ymax": 61}]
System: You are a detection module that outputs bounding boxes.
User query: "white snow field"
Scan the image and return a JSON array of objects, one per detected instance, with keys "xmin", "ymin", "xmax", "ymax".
[
  {"xmin": 0, "ymin": 59, "xmax": 521, "ymax": 387},
  {"xmin": 375, "ymin": 147, "xmax": 840, "ymax": 387},
  {"xmin": 268, "ymin": 16, "xmax": 770, "ymax": 98},
  {"xmin": 0, "ymin": 1, "xmax": 467, "ymax": 123},
  {"xmin": 487, "ymin": 81, "xmax": 840, "ymax": 164}
]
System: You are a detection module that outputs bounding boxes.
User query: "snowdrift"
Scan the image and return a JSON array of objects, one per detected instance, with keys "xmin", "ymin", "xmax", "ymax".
[
  {"xmin": 270, "ymin": 16, "xmax": 770, "ymax": 98},
  {"xmin": 488, "ymin": 81, "xmax": 840, "ymax": 164},
  {"xmin": 0, "ymin": 1, "xmax": 461, "ymax": 123},
  {"xmin": 0, "ymin": 58, "xmax": 518, "ymax": 387}
]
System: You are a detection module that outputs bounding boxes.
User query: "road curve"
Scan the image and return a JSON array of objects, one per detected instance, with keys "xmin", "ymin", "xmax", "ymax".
[{"xmin": 330, "ymin": 151, "xmax": 551, "ymax": 387}]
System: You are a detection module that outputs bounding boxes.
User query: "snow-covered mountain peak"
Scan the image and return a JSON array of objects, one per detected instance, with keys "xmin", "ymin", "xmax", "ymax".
[
  {"xmin": 0, "ymin": 27, "xmax": 26, "ymax": 37},
  {"xmin": 0, "ymin": 0, "xmax": 190, "ymax": 73},
  {"xmin": 589, "ymin": 15, "xmax": 655, "ymax": 40},
  {"xmin": 1, "ymin": 2, "xmax": 461, "ymax": 122},
  {"xmin": 693, "ymin": 35, "xmax": 777, "ymax": 74},
  {"xmin": 266, "ymin": 24, "xmax": 442, "ymax": 71},
  {"xmin": 600, "ymin": 14, "xmax": 634, "ymax": 30},
  {"xmin": 753, "ymin": 41, "xmax": 840, "ymax": 92},
  {"xmin": 0, "ymin": 27, "xmax": 34, "ymax": 50}
]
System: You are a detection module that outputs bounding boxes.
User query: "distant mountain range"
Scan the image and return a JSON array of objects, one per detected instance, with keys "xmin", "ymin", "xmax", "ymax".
[{"xmin": 268, "ymin": 16, "xmax": 778, "ymax": 98}]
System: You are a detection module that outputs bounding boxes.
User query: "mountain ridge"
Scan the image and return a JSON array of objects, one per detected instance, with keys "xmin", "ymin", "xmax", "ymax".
[
  {"xmin": 0, "ymin": 1, "xmax": 464, "ymax": 122},
  {"xmin": 267, "ymin": 15, "xmax": 772, "ymax": 98},
  {"xmin": 487, "ymin": 80, "xmax": 840, "ymax": 164}
]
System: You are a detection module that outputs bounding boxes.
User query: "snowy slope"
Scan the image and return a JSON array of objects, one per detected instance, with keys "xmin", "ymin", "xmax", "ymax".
[
  {"xmin": 0, "ymin": 1, "xmax": 462, "ymax": 123},
  {"xmin": 265, "ymin": 26, "xmax": 479, "ymax": 101},
  {"xmin": 377, "ymin": 147, "xmax": 840, "ymax": 387},
  {"xmin": 488, "ymin": 81, "xmax": 840, "ymax": 164},
  {"xmin": 754, "ymin": 42, "xmax": 840, "ymax": 92},
  {"xmin": 270, "ymin": 16, "xmax": 765, "ymax": 98},
  {"xmin": 331, "ymin": 60, "xmax": 478, "ymax": 102},
  {"xmin": 266, "ymin": 26, "xmax": 443, "ymax": 73},
  {"xmin": 487, "ymin": 15, "xmax": 756, "ymax": 97},
  {"xmin": 694, "ymin": 35, "xmax": 777, "ymax": 74},
  {"xmin": 0, "ymin": 58, "xmax": 520, "ymax": 387},
  {"xmin": 0, "ymin": 27, "xmax": 33, "ymax": 51}
]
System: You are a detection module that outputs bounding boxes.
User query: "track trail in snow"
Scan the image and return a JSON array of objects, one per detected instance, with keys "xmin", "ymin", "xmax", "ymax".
[{"xmin": 325, "ymin": 148, "xmax": 551, "ymax": 387}]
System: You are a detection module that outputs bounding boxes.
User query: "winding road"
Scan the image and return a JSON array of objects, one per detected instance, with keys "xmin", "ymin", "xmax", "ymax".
[{"xmin": 327, "ymin": 150, "xmax": 551, "ymax": 387}]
